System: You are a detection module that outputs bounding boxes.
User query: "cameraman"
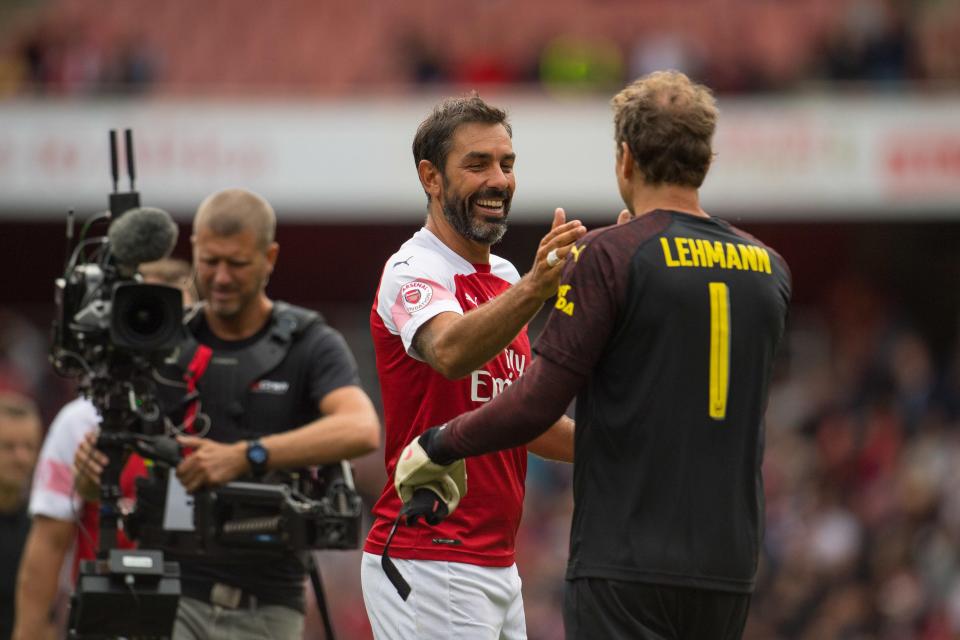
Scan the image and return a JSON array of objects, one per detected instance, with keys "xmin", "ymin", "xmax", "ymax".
[
  {"xmin": 75, "ymin": 188, "xmax": 381, "ymax": 640},
  {"xmin": 13, "ymin": 258, "xmax": 195, "ymax": 640}
]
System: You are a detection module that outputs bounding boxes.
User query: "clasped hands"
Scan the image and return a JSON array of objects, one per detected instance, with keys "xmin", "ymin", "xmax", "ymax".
[{"xmin": 394, "ymin": 426, "xmax": 467, "ymax": 523}]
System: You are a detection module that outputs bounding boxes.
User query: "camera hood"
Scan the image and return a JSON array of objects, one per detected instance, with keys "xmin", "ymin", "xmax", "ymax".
[{"xmin": 110, "ymin": 283, "xmax": 185, "ymax": 353}]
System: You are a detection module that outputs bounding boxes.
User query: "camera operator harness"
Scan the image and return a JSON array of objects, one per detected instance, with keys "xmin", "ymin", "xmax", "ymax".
[
  {"xmin": 167, "ymin": 300, "xmax": 317, "ymax": 441},
  {"xmin": 158, "ymin": 301, "xmax": 346, "ymax": 639}
]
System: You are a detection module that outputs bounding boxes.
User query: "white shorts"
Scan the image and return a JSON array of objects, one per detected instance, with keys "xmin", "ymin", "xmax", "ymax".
[{"xmin": 361, "ymin": 552, "xmax": 527, "ymax": 640}]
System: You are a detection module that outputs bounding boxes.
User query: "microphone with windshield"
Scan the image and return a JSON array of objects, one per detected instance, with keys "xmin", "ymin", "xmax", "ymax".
[
  {"xmin": 102, "ymin": 205, "xmax": 183, "ymax": 352},
  {"xmin": 107, "ymin": 206, "xmax": 179, "ymax": 273}
]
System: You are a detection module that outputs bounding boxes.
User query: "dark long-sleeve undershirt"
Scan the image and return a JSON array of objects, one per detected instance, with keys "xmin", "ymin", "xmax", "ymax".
[{"xmin": 432, "ymin": 355, "xmax": 584, "ymax": 462}]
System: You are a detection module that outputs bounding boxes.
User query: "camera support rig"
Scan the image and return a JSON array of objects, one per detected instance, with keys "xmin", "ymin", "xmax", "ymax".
[
  {"xmin": 70, "ymin": 398, "xmax": 183, "ymax": 640},
  {"xmin": 57, "ymin": 129, "xmax": 359, "ymax": 639},
  {"xmin": 57, "ymin": 130, "xmax": 184, "ymax": 639}
]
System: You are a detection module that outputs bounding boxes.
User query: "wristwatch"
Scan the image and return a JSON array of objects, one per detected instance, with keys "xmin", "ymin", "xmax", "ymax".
[{"xmin": 245, "ymin": 439, "xmax": 269, "ymax": 479}]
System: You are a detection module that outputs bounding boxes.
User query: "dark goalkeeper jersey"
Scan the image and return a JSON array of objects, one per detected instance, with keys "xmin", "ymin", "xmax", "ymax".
[{"xmin": 534, "ymin": 210, "xmax": 791, "ymax": 593}]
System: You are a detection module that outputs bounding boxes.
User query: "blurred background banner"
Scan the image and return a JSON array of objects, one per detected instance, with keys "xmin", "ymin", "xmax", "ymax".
[{"xmin": 2, "ymin": 96, "xmax": 959, "ymax": 219}]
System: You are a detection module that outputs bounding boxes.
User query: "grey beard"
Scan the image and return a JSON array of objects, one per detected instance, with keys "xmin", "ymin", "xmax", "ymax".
[{"xmin": 442, "ymin": 197, "xmax": 507, "ymax": 245}]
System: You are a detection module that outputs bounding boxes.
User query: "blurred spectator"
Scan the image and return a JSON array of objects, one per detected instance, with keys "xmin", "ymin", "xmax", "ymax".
[
  {"xmin": 628, "ymin": 32, "xmax": 703, "ymax": 82},
  {"xmin": 0, "ymin": 309, "xmax": 74, "ymax": 425},
  {"xmin": 17, "ymin": 22, "xmax": 55, "ymax": 91},
  {"xmin": 538, "ymin": 35, "xmax": 623, "ymax": 93},
  {"xmin": 817, "ymin": 0, "xmax": 913, "ymax": 85},
  {"xmin": 0, "ymin": 310, "xmax": 49, "ymax": 398},
  {"xmin": 398, "ymin": 34, "xmax": 447, "ymax": 85},
  {"xmin": 453, "ymin": 51, "xmax": 518, "ymax": 88},
  {"xmin": 58, "ymin": 24, "xmax": 104, "ymax": 96},
  {"xmin": 0, "ymin": 392, "xmax": 42, "ymax": 640},
  {"xmin": 103, "ymin": 36, "xmax": 157, "ymax": 95},
  {"xmin": 444, "ymin": 14, "xmax": 524, "ymax": 90},
  {"xmin": 0, "ymin": 41, "xmax": 26, "ymax": 97},
  {"xmin": 914, "ymin": 0, "xmax": 960, "ymax": 83}
]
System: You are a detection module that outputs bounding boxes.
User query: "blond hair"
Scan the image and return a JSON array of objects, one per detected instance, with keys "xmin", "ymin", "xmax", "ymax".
[
  {"xmin": 612, "ymin": 70, "xmax": 718, "ymax": 188},
  {"xmin": 139, "ymin": 258, "xmax": 192, "ymax": 287}
]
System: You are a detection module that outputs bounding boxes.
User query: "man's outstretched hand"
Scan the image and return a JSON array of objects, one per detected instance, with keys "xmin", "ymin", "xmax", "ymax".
[{"xmin": 394, "ymin": 427, "xmax": 466, "ymax": 520}]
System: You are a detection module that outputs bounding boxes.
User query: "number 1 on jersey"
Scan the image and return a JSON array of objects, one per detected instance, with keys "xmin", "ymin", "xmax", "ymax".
[{"xmin": 708, "ymin": 282, "xmax": 730, "ymax": 420}]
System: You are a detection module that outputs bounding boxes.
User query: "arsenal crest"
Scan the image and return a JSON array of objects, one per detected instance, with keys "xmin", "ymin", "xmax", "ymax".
[{"xmin": 399, "ymin": 281, "xmax": 433, "ymax": 313}]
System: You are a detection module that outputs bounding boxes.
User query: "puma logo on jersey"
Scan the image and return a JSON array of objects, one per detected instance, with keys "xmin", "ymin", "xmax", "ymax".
[
  {"xmin": 555, "ymin": 285, "xmax": 575, "ymax": 316},
  {"xmin": 464, "ymin": 293, "xmax": 479, "ymax": 308},
  {"xmin": 570, "ymin": 244, "xmax": 584, "ymax": 262},
  {"xmin": 392, "ymin": 256, "xmax": 414, "ymax": 268}
]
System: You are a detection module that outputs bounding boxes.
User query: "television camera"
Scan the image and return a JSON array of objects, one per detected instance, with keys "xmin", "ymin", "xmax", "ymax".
[{"xmin": 51, "ymin": 130, "xmax": 361, "ymax": 639}]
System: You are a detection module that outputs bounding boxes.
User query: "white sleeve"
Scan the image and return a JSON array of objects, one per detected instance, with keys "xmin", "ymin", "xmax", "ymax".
[
  {"xmin": 490, "ymin": 254, "xmax": 522, "ymax": 285},
  {"xmin": 29, "ymin": 398, "xmax": 99, "ymax": 521},
  {"xmin": 376, "ymin": 252, "xmax": 464, "ymax": 360}
]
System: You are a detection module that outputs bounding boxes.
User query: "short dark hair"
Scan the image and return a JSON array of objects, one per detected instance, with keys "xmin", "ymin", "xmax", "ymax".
[
  {"xmin": 612, "ymin": 71, "xmax": 718, "ymax": 188},
  {"xmin": 412, "ymin": 93, "xmax": 512, "ymax": 201}
]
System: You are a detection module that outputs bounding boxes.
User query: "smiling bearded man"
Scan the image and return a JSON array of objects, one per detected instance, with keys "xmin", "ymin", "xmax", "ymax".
[{"xmin": 360, "ymin": 94, "xmax": 587, "ymax": 640}]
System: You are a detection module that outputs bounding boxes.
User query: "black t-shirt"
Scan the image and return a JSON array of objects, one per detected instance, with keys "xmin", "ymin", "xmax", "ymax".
[
  {"xmin": 535, "ymin": 211, "xmax": 791, "ymax": 593},
  {"xmin": 193, "ymin": 314, "xmax": 271, "ymax": 352},
  {"xmin": 0, "ymin": 505, "xmax": 30, "ymax": 640},
  {"xmin": 167, "ymin": 303, "xmax": 361, "ymax": 610}
]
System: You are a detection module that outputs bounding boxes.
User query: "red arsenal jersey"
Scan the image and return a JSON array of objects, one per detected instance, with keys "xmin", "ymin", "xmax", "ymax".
[{"xmin": 364, "ymin": 228, "xmax": 530, "ymax": 566}]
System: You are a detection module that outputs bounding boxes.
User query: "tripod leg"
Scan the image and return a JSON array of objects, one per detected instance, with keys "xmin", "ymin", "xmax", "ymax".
[{"xmin": 308, "ymin": 553, "xmax": 336, "ymax": 640}]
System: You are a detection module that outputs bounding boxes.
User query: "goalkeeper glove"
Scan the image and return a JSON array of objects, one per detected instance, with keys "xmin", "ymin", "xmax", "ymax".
[{"xmin": 394, "ymin": 426, "xmax": 467, "ymax": 517}]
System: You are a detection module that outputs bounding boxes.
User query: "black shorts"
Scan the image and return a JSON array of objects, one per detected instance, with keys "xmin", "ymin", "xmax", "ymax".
[{"xmin": 563, "ymin": 578, "xmax": 751, "ymax": 640}]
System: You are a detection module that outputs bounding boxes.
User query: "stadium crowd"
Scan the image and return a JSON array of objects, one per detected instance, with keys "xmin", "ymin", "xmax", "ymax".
[{"xmin": 0, "ymin": 0, "xmax": 959, "ymax": 96}]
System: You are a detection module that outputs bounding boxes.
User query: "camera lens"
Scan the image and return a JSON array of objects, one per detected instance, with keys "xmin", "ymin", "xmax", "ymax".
[
  {"xmin": 126, "ymin": 300, "xmax": 165, "ymax": 338},
  {"xmin": 110, "ymin": 283, "xmax": 184, "ymax": 352}
]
